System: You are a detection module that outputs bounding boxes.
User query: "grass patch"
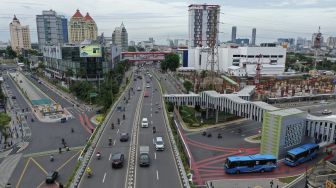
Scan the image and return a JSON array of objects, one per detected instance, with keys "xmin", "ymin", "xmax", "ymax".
[
  {"xmin": 95, "ymin": 114, "xmax": 105, "ymax": 123},
  {"xmin": 278, "ymin": 175, "xmax": 300, "ymax": 184},
  {"xmin": 251, "ymin": 135, "xmax": 261, "ymax": 141}
]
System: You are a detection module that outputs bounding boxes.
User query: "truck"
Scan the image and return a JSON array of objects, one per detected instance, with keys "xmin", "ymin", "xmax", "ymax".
[{"xmin": 139, "ymin": 146, "xmax": 150, "ymax": 167}]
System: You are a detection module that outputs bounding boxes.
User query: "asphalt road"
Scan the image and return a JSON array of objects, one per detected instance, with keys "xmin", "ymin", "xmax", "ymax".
[
  {"xmin": 79, "ymin": 68, "xmax": 182, "ymax": 188},
  {"xmin": 135, "ymin": 69, "xmax": 182, "ymax": 188},
  {"xmin": 0, "ymin": 66, "xmax": 90, "ymax": 187},
  {"xmin": 79, "ymin": 74, "xmax": 143, "ymax": 188}
]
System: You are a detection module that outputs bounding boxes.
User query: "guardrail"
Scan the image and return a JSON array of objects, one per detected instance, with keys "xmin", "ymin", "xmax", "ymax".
[
  {"xmin": 70, "ymin": 71, "xmax": 134, "ymax": 188},
  {"xmin": 153, "ymin": 70, "xmax": 191, "ymax": 188}
]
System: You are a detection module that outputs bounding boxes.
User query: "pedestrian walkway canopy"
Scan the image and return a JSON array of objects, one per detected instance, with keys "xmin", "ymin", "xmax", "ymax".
[{"xmin": 31, "ymin": 98, "xmax": 52, "ymax": 106}]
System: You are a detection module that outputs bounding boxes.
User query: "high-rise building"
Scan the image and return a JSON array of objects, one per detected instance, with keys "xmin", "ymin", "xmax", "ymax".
[
  {"xmin": 68, "ymin": 10, "xmax": 98, "ymax": 44},
  {"xmin": 9, "ymin": 15, "xmax": 31, "ymax": 52},
  {"xmin": 326, "ymin": 37, "xmax": 336, "ymax": 49},
  {"xmin": 251, "ymin": 28, "xmax": 256, "ymax": 45},
  {"xmin": 235, "ymin": 38, "xmax": 249, "ymax": 46},
  {"xmin": 112, "ymin": 22, "xmax": 128, "ymax": 51},
  {"xmin": 296, "ymin": 37, "xmax": 306, "ymax": 46},
  {"xmin": 36, "ymin": 10, "xmax": 68, "ymax": 49},
  {"xmin": 188, "ymin": 4, "xmax": 220, "ymax": 48},
  {"xmin": 231, "ymin": 26, "xmax": 237, "ymax": 43}
]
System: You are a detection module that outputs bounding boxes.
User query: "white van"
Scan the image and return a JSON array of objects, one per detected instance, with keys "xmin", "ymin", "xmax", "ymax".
[{"xmin": 141, "ymin": 118, "xmax": 149, "ymax": 128}]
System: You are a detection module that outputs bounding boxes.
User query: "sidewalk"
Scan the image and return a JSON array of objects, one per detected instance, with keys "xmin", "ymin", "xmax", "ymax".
[{"xmin": 207, "ymin": 178, "xmax": 287, "ymax": 188}]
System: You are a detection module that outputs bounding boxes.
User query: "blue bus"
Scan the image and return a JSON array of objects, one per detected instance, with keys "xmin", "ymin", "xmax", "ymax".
[
  {"xmin": 284, "ymin": 143, "xmax": 319, "ymax": 167},
  {"xmin": 224, "ymin": 154, "xmax": 277, "ymax": 174}
]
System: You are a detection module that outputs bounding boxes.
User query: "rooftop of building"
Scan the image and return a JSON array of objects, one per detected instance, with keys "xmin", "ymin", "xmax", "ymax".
[
  {"xmin": 269, "ymin": 108, "xmax": 304, "ymax": 116},
  {"xmin": 307, "ymin": 114, "xmax": 336, "ymax": 123},
  {"xmin": 72, "ymin": 9, "xmax": 83, "ymax": 18},
  {"xmin": 84, "ymin": 12, "xmax": 93, "ymax": 21},
  {"xmin": 236, "ymin": 85, "xmax": 255, "ymax": 96}
]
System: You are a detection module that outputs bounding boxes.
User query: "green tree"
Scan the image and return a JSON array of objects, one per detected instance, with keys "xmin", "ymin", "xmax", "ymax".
[
  {"xmin": 183, "ymin": 80, "xmax": 193, "ymax": 93},
  {"xmin": 128, "ymin": 46, "xmax": 136, "ymax": 52},
  {"xmin": 5, "ymin": 47, "xmax": 17, "ymax": 58},
  {"xmin": 0, "ymin": 113, "xmax": 11, "ymax": 143},
  {"xmin": 164, "ymin": 53, "xmax": 180, "ymax": 71},
  {"xmin": 136, "ymin": 46, "xmax": 145, "ymax": 52},
  {"xmin": 160, "ymin": 61, "xmax": 168, "ymax": 72},
  {"xmin": 65, "ymin": 68, "xmax": 74, "ymax": 86},
  {"xmin": 77, "ymin": 67, "xmax": 87, "ymax": 79}
]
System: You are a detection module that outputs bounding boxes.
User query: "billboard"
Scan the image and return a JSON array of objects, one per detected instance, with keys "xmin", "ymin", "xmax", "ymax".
[{"xmin": 80, "ymin": 45, "xmax": 102, "ymax": 57}]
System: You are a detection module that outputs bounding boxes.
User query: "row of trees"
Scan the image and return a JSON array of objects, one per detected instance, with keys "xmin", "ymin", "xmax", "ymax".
[
  {"xmin": 0, "ymin": 113, "xmax": 11, "ymax": 144},
  {"xmin": 69, "ymin": 60, "xmax": 131, "ymax": 113}
]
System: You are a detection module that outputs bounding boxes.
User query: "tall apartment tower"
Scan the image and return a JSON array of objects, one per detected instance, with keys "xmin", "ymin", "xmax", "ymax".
[
  {"xmin": 68, "ymin": 10, "xmax": 98, "ymax": 44},
  {"xmin": 251, "ymin": 28, "xmax": 256, "ymax": 45},
  {"xmin": 36, "ymin": 10, "xmax": 68, "ymax": 49},
  {"xmin": 231, "ymin": 26, "xmax": 237, "ymax": 43},
  {"xmin": 112, "ymin": 22, "xmax": 128, "ymax": 51},
  {"xmin": 188, "ymin": 4, "xmax": 220, "ymax": 48},
  {"xmin": 9, "ymin": 15, "xmax": 31, "ymax": 52}
]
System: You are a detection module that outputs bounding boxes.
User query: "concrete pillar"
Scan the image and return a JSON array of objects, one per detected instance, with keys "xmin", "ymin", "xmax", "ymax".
[
  {"xmin": 215, "ymin": 109, "xmax": 219, "ymax": 124},
  {"xmin": 206, "ymin": 108, "xmax": 209, "ymax": 119}
]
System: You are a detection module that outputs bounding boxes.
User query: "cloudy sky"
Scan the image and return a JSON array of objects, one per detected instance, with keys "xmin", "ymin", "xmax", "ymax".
[{"xmin": 1, "ymin": 0, "xmax": 336, "ymax": 44}]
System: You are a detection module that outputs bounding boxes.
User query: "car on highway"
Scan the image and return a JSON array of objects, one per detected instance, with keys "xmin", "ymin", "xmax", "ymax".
[
  {"xmin": 137, "ymin": 86, "xmax": 141, "ymax": 91},
  {"xmin": 322, "ymin": 109, "xmax": 332, "ymax": 115},
  {"xmin": 11, "ymin": 96, "xmax": 16, "ymax": 99},
  {"xmin": 112, "ymin": 153, "xmax": 124, "ymax": 168},
  {"xmin": 141, "ymin": 118, "xmax": 149, "ymax": 128},
  {"xmin": 45, "ymin": 171, "xmax": 58, "ymax": 184},
  {"xmin": 146, "ymin": 84, "xmax": 150, "ymax": 88},
  {"xmin": 144, "ymin": 91, "xmax": 149, "ymax": 97},
  {"xmin": 120, "ymin": 133, "xmax": 129, "ymax": 142},
  {"xmin": 154, "ymin": 137, "xmax": 165, "ymax": 151}
]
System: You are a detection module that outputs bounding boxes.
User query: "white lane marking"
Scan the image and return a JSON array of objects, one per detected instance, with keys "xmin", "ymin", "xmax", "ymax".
[
  {"xmin": 117, "ymin": 129, "xmax": 119, "ymax": 134},
  {"xmin": 113, "ymin": 140, "xmax": 116, "ymax": 146},
  {"xmin": 151, "ymin": 113, "xmax": 152, "ymax": 117},
  {"xmin": 156, "ymin": 170, "xmax": 159, "ymax": 180},
  {"xmin": 154, "ymin": 152, "xmax": 156, "ymax": 159},
  {"xmin": 109, "ymin": 153, "xmax": 112, "ymax": 161},
  {"xmin": 102, "ymin": 172, "xmax": 106, "ymax": 183}
]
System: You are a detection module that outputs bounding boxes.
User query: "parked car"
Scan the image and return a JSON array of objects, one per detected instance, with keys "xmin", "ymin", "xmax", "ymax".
[
  {"xmin": 111, "ymin": 153, "xmax": 124, "ymax": 168},
  {"xmin": 45, "ymin": 171, "xmax": 58, "ymax": 184},
  {"xmin": 153, "ymin": 137, "xmax": 165, "ymax": 151},
  {"xmin": 120, "ymin": 133, "xmax": 129, "ymax": 142}
]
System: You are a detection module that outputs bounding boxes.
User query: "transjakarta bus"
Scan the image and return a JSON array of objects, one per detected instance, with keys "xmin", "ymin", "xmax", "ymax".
[
  {"xmin": 224, "ymin": 154, "xmax": 277, "ymax": 174},
  {"xmin": 284, "ymin": 143, "xmax": 319, "ymax": 167}
]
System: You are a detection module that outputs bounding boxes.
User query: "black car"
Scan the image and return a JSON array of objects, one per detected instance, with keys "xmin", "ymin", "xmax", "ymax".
[
  {"xmin": 111, "ymin": 153, "xmax": 124, "ymax": 168},
  {"xmin": 45, "ymin": 171, "xmax": 58, "ymax": 184},
  {"xmin": 120, "ymin": 133, "xmax": 129, "ymax": 142},
  {"xmin": 11, "ymin": 96, "xmax": 16, "ymax": 99}
]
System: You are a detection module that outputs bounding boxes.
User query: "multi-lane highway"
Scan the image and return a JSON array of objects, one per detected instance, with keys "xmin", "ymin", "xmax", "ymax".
[{"xmin": 79, "ymin": 67, "xmax": 182, "ymax": 188}]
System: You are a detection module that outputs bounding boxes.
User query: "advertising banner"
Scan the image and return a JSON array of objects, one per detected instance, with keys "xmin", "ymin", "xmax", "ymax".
[{"xmin": 80, "ymin": 45, "xmax": 102, "ymax": 57}]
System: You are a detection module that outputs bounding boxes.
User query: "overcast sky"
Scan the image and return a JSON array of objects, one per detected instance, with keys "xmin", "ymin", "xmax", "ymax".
[{"xmin": 1, "ymin": 0, "xmax": 336, "ymax": 44}]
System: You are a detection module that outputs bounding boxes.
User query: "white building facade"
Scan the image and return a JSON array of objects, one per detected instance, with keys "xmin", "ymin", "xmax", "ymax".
[{"xmin": 187, "ymin": 45, "xmax": 287, "ymax": 77}]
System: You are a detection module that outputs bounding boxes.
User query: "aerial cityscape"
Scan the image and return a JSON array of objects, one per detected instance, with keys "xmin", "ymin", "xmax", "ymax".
[{"xmin": 0, "ymin": 1, "xmax": 336, "ymax": 188}]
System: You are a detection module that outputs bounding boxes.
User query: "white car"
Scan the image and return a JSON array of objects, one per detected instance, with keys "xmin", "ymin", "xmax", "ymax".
[
  {"xmin": 137, "ymin": 87, "xmax": 141, "ymax": 91},
  {"xmin": 322, "ymin": 109, "xmax": 332, "ymax": 115},
  {"xmin": 146, "ymin": 84, "xmax": 150, "ymax": 88},
  {"xmin": 153, "ymin": 137, "xmax": 164, "ymax": 151},
  {"xmin": 141, "ymin": 118, "xmax": 149, "ymax": 128}
]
